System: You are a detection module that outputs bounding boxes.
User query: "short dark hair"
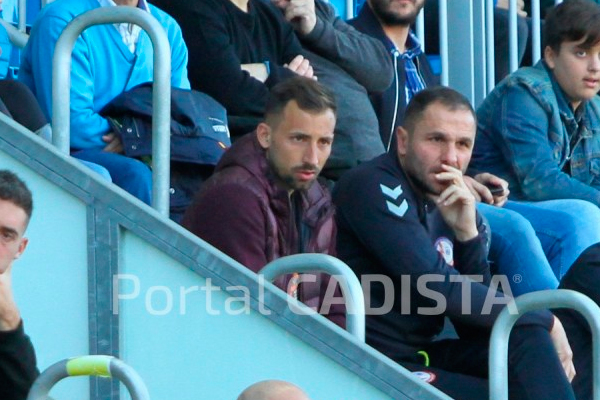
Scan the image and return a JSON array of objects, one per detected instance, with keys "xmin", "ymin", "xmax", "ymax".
[
  {"xmin": 0, "ymin": 170, "xmax": 33, "ymax": 221},
  {"xmin": 403, "ymin": 86, "xmax": 476, "ymax": 133},
  {"xmin": 264, "ymin": 77, "xmax": 337, "ymax": 125},
  {"xmin": 544, "ymin": 0, "xmax": 600, "ymax": 53}
]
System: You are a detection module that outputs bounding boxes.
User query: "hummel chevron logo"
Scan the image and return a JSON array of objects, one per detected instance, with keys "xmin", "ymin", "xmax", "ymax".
[
  {"xmin": 380, "ymin": 184, "xmax": 409, "ymax": 217},
  {"xmin": 380, "ymin": 183, "xmax": 403, "ymax": 199}
]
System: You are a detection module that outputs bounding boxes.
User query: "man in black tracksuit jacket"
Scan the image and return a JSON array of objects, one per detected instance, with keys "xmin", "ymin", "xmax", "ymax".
[{"xmin": 334, "ymin": 87, "xmax": 591, "ymax": 399}]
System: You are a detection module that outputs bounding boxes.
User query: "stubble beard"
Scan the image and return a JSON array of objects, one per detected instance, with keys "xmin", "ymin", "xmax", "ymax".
[{"xmin": 371, "ymin": 0, "xmax": 423, "ymax": 26}]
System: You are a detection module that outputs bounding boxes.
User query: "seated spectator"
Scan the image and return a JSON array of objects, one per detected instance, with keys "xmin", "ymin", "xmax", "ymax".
[
  {"xmin": 0, "ymin": 170, "xmax": 38, "ymax": 400},
  {"xmin": 270, "ymin": 0, "xmax": 392, "ymax": 179},
  {"xmin": 473, "ymin": 0, "xmax": 600, "ymax": 206},
  {"xmin": 351, "ymin": 0, "xmax": 600, "ymax": 295},
  {"xmin": 182, "ymin": 77, "xmax": 344, "ymax": 326},
  {"xmin": 19, "ymin": 0, "xmax": 191, "ymax": 205},
  {"xmin": 350, "ymin": 0, "xmax": 436, "ymax": 152},
  {"xmin": 237, "ymin": 380, "xmax": 310, "ymax": 400},
  {"xmin": 424, "ymin": 0, "xmax": 530, "ymax": 83},
  {"xmin": 333, "ymin": 86, "xmax": 592, "ymax": 399},
  {"xmin": 152, "ymin": 0, "xmax": 314, "ymax": 139},
  {"xmin": 0, "ymin": 79, "xmax": 111, "ymax": 181}
]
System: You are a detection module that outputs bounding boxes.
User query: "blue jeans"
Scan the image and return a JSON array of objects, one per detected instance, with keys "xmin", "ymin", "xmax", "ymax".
[
  {"xmin": 78, "ymin": 159, "xmax": 112, "ymax": 182},
  {"xmin": 73, "ymin": 149, "xmax": 152, "ymax": 205},
  {"xmin": 478, "ymin": 199, "xmax": 600, "ymax": 296}
]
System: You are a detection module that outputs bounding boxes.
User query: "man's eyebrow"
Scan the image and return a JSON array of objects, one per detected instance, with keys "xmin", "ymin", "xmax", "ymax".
[{"xmin": 0, "ymin": 226, "xmax": 19, "ymax": 236}]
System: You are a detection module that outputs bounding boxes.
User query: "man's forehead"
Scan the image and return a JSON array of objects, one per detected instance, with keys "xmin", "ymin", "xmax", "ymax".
[
  {"xmin": 275, "ymin": 101, "xmax": 336, "ymax": 133},
  {"xmin": 0, "ymin": 199, "xmax": 28, "ymax": 234},
  {"xmin": 416, "ymin": 103, "xmax": 475, "ymax": 131}
]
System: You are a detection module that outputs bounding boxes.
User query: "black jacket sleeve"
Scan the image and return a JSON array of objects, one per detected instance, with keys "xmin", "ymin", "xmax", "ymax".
[{"xmin": 0, "ymin": 321, "xmax": 38, "ymax": 400}]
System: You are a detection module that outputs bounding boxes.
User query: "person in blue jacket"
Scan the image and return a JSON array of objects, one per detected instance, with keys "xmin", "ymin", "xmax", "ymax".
[{"xmin": 19, "ymin": 0, "xmax": 190, "ymax": 205}]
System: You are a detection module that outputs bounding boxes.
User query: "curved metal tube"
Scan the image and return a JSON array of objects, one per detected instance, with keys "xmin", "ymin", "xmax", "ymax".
[
  {"xmin": 260, "ymin": 254, "xmax": 366, "ymax": 342},
  {"xmin": 26, "ymin": 355, "xmax": 150, "ymax": 400},
  {"xmin": 0, "ymin": 18, "xmax": 28, "ymax": 48},
  {"xmin": 52, "ymin": 7, "xmax": 172, "ymax": 215},
  {"xmin": 489, "ymin": 289, "xmax": 600, "ymax": 400}
]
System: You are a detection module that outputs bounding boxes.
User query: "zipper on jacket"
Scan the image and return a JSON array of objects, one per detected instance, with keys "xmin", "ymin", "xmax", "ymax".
[{"xmin": 388, "ymin": 49, "xmax": 400, "ymax": 153}]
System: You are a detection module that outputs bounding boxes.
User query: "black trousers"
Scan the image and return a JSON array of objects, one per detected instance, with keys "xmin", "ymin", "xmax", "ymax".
[
  {"xmin": 397, "ymin": 324, "xmax": 576, "ymax": 400},
  {"xmin": 393, "ymin": 242, "xmax": 600, "ymax": 400}
]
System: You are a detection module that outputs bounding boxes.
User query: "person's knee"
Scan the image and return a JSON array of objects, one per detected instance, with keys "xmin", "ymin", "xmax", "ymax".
[
  {"xmin": 554, "ymin": 200, "xmax": 600, "ymax": 241},
  {"xmin": 491, "ymin": 207, "xmax": 537, "ymax": 245},
  {"xmin": 114, "ymin": 157, "xmax": 152, "ymax": 188}
]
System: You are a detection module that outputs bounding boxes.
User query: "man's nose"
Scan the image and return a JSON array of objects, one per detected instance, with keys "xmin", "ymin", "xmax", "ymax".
[
  {"xmin": 589, "ymin": 56, "xmax": 600, "ymax": 72},
  {"xmin": 303, "ymin": 142, "xmax": 319, "ymax": 166},
  {"xmin": 441, "ymin": 144, "xmax": 458, "ymax": 167}
]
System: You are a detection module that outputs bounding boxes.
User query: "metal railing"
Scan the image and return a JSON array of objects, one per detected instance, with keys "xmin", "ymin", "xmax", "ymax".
[
  {"xmin": 0, "ymin": 18, "xmax": 28, "ymax": 48},
  {"xmin": 52, "ymin": 7, "xmax": 172, "ymax": 216},
  {"xmin": 27, "ymin": 355, "xmax": 150, "ymax": 400},
  {"xmin": 489, "ymin": 289, "xmax": 600, "ymax": 400},
  {"xmin": 260, "ymin": 254, "xmax": 366, "ymax": 342}
]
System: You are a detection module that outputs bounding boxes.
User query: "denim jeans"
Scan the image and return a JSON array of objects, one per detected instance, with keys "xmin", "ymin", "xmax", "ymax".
[
  {"xmin": 73, "ymin": 149, "xmax": 152, "ymax": 205},
  {"xmin": 477, "ymin": 199, "xmax": 600, "ymax": 296},
  {"xmin": 78, "ymin": 159, "xmax": 112, "ymax": 182}
]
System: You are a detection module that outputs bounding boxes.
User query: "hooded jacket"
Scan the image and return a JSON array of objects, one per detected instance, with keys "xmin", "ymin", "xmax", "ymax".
[
  {"xmin": 182, "ymin": 134, "xmax": 344, "ymax": 326},
  {"xmin": 350, "ymin": 3, "xmax": 437, "ymax": 151}
]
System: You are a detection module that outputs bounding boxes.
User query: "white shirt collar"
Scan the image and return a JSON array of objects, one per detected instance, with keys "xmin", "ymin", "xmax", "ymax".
[{"xmin": 97, "ymin": 0, "xmax": 150, "ymax": 53}]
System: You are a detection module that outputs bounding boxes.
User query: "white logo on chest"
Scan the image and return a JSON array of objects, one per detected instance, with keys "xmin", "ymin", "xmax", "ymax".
[{"xmin": 434, "ymin": 237, "xmax": 454, "ymax": 267}]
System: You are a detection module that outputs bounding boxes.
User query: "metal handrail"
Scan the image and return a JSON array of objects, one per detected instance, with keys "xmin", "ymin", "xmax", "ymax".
[
  {"xmin": 52, "ymin": 7, "xmax": 172, "ymax": 215},
  {"xmin": 0, "ymin": 18, "xmax": 28, "ymax": 48},
  {"xmin": 489, "ymin": 289, "xmax": 600, "ymax": 400},
  {"xmin": 26, "ymin": 355, "xmax": 150, "ymax": 400},
  {"xmin": 259, "ymin": 253, "xmax": 366, "ymax": 342}
]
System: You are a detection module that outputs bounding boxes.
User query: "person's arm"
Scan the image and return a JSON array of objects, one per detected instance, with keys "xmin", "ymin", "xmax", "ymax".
[
  {"xmin": 176, "ymin": 0, "xmax": 303, "ymax": 117},
  {"xmin": 159, "ymin": 11, "xmax": 191, "ymax": 90},
  {"xmin": 21, "ymin": 13, "xmax": 110, "ymax": 149},
  {"xmin": 497, "ymin": 84, "xmax": 600, "ymax": 204},
  {"xmin": 294, "ymin": 0, "xmax": 393, "ymax": 92},
  {"xmin": 182, "ymin": 182, "xmax": 269, "ymax": 272},
  {"xmin": 0, "ymin": 266, "xmax": 38, "ymax": 400}
]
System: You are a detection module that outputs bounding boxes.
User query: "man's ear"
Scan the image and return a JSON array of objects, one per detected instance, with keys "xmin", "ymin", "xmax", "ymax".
[
  {"xmin": 256, "ymin": 123, "xmax": 272, "ymax": 150},
  {"xmin": 14, "ymin": 237, "xmax": 28, "ymax": 261},
  {"xmin": 544, "ymin": 45, "xmax": 556, "ymax": 69},
  {"xmin": 396, "ymin": 127, "xmax": 409, "ymax": 156}
]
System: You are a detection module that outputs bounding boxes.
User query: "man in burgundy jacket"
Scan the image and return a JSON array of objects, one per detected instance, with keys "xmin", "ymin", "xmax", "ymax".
[{"xmin": 183, "ymin": 77, "xmax": 344, "ymax": 327}]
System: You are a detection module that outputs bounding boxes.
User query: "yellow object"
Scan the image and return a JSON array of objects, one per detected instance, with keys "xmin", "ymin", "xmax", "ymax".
[
  {"xmin": 417, "ymin": 350, "xmax": 430, "ymax": 367},
  {"xmin": 66, "ymin": 356, "xmax": 113, "ymax": 377}
]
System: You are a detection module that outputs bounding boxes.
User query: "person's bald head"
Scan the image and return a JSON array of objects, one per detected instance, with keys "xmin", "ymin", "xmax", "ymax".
[{"xmin": 237, "ymin": 380, "xmax": 311, "ymax": 400}]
